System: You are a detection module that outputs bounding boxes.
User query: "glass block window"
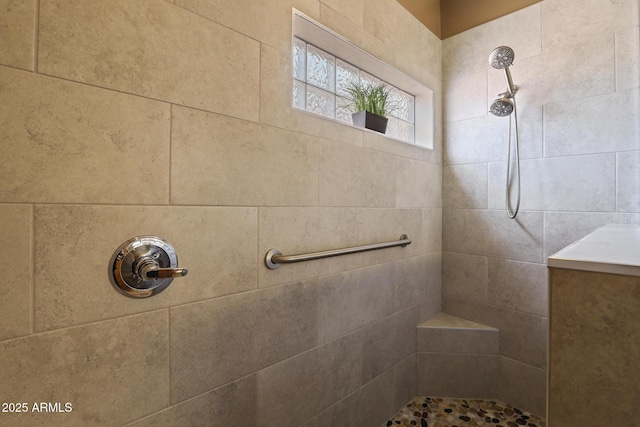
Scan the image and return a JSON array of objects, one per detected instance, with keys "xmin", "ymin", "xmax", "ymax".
[{"xmin": 292, "ymin": 37, "xmax": 415, "ymax": 144}]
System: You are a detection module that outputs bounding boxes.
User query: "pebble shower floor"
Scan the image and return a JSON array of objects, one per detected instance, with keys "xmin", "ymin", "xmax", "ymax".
[{"xmin": 382, "ymin": 397, "xmax": 546, "ymax": 427}]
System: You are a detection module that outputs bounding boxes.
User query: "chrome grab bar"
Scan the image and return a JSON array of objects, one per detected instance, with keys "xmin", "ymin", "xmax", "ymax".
[{"xmin": 265, "ymin": 234, "xmax": 411, "ymax": 270}]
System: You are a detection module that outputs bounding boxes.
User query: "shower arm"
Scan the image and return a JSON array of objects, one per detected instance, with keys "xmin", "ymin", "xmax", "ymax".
[{"xmin": 503, "ymin": 67, "xmax": 518, "ymax": 96}]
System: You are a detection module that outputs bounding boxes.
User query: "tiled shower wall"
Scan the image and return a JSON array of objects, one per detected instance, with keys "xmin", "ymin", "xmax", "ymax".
[
  {"xmin": 0, "ymin": 1, "xmax": 442, "ymax": 426},
  {"xmin": 442, "ymin": 0, "xmax": 640, "ymax": 416}
]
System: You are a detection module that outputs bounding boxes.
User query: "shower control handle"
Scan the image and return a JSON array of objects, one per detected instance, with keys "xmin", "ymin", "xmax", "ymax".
[
  {"xmin": 140, "ymin": 265, "xmax": 189, "ymax": 279},
  {"xmin": 110, "ymin": 236, "xmax": 188, "ymax": 298}
]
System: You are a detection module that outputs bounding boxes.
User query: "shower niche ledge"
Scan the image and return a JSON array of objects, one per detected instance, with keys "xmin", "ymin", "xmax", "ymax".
[{"xmin": 547, "ymin": 224, "xmax": 640, "ymax": 427}]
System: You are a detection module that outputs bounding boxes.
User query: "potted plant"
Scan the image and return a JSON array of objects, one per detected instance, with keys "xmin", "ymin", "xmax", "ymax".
[{"xmin": 344, "ymin": 82, "xmax": 394, "ymax": 134}]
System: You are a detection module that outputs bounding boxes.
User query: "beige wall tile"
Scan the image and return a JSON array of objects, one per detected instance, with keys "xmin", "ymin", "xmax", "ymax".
[
  {"xmin": 0, "ymin": 204, "xmax": 32, "ymax": 341},
  {"xmin": 304, "ymin": 354, "xmax": 416, "ymax": 427},
  {"xmin": 127, "ymin": 376, "xmax": 257, "ymax": 427},
  {"xmin": 34, "ymin": 205, "xmax": 257, "ymax": 331},
  {"xmin": 170, "ymin": 283, "xmax": 318, "ymax": 403},
  {"xmin": 321, "ymin": 2, "xmax": 394, "ymax": 69},
  {"xmin": 443, "ymin": 163, "xmax": 488, "ymax": 209},
  {"xmin": 488, "ymin": 154, "xmax": 617, "ymax": 212},
  {"xmin": 319, "ymin": 139, "xmax": 397, "ymax": 207},
  {"xmin": 443, "ymin": 209, "xmax": 543, "ymax": 263},
  {"xmin": 443, "ymin": 70, "xmax": 487, "ymax": 123},
  {"xmin": 442, "ymin": 252, "xmax": 488, "ymax": 303},
  {"xmin": 542, "ymin": 0, "xmax": 638, "ymax": 51},
  {"xmin": 417, "ymin": 352, "xmax": 499, "ymax": 398},
  {"xmin": 487, "ymin": 258, "xmax": 548, "ymax": 316},
  {"xmin": 38, "ymin": 0, "xmax": 260, "ymax": 121},
  {"xmin": 0, "ymin": 310, "xmax": 169, "ymax": 427},
  {"xmin": 616, "ymin": 27, "xmax": 640, "ymax": 91},
  {"xmin": 396, "ymin": 158, "xmax": 442, "ymax": 208},
  {"xmin": 443, "ymin": 3, "xmax": 541, "ymax": 78},
  {"xmin": 417, "ymin": 326, "xmax": 499, "ymax": 355},
  {"xmin": 312, "ymin": 265, "xmax": 394, "ymax": 344},
  {"xmin": 499, "ymin": 356, "xmax": 546, "ymax": 418},
  {"xmin": 171, "ymin": 106, "xmax": 319, "ymax": 206},
  {"xmin": 363, "ymin": 131, "xmax": 424, "ymax": 160},
  {"xmin": 515, "ymin": 35, "xmax": 615, "ymax": 107},
  {"xmin": 257, "ymin": 331, "xmax": 363, "ymax": 427},
  {"xmin": 361, "ymin": 306, "xmax": 419, "ymax": 382},
  {"xmin": 617, "ymin": 151, "xmax": 640, "ymax": 212},
  {"xmin": 173, "ymin": 0, "xmax": 291, "ymax": 52},
  {"xmin": 544, "ymin": 89, "xmax": 640, "ymax": 157},
  {"xmin": 0, "ymin": 67, "xmax": 170, "ymax": 204},
  {"xmin": 0, "ymin": 0, "xmax": 35, "ymax": 70},
  {"xmin": 320, "ymin": 0, "xmax": 364, "ymax": 26}
]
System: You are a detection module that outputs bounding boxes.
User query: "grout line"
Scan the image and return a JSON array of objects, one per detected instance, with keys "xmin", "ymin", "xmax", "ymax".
[
  {"xmin": 169, "ymin": 104, "xmax": 173, "ymax": 205},
  {"xmin": 167, "ymin": 308, "xmax": 172, "ymax": 406},
  {"xmin": 33, "ymin": 0, "xmax": 40, "ymax": 72},
  {"xmin": 30, "ymin": 204, "xmax": 35, "ymax": 335}
]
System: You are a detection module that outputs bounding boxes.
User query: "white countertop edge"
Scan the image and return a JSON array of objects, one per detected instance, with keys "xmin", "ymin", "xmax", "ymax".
[
  {"xmin": 546, "ymin": 224, "xmax": 640, "ymax": 277},
  {"xmin": 547, "ymin": 257, "xmax": 640, "ymax": 277}
]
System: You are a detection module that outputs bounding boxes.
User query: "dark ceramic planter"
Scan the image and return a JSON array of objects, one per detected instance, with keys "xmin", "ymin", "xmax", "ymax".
[{"xmin": 351, "ymin": 111, "xmax": 388, "ymax": 134}]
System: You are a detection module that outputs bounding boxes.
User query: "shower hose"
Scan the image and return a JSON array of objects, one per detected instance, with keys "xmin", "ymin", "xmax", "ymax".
[{"xmin": 506, "ymin": 98, "xmax": 521, "ymax": 219}]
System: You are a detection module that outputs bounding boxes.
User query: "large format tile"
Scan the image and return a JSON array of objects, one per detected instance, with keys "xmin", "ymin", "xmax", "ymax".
[
  {"xmin": 319, "ymin": 139, "xmax": 397, "ymax": 207},
  {"xmin": 173, "ymin": 0, "xmax": 291, "ymax": 52},
  {"xmin": 544, "ymin": 89, "xmax": 640, "ymax": 156},
  {"xmin": 312, "ymin": 264, "xmax": 394, "ymax": 344},
  {"xmin": 443, "ymin": 163, "xmax": 488, "ymax": 209},
  {"xmin": 170, "ymin": 283, "xmax": 317, "ymax": 403},
  {"xmin": 303, "ymin": 354, "xmax": 416, "ymax": 427},
  {"xmin": 39, "ymin": 0, "xmax": 260, "ymax": 121},
  {"xmin": 488, "ymin": 154, "xmax": 616, "ymax": 212},
  {"xmin": 616, "ymin": 26, "xmax": 640, "ymax": 91},
  {"xmin": 443, "ymin": 209, "xmax": 543, "ymax": 263},
  {"xmin": 0, "ymin": 67, "xmax": 170, "ymax": 204},
  {"xmin": 416, "ymin": 352, "xmax": 499, "ymax": 398},
  {"xmin": 617, "ymin": 151, "xmax": 640, "ymax": 213},
  {"xmin": 171, "ymin": 106, "xmax": 319, "ymax": 206},
  {"xmin": 487, "ymin": 259, "xmax": 548, "ymax": 316},
  {"xmin": 0, "ymin": 310, "xmax": 169, "ymax": 427},
  {"xmin": 396, "ymin": 158, "xmax": 442, "ymax": 208},
  {"xmin": 443, "ymin": 70, "xmax": 487, "ymax": 123},
  {"xmin": 443, "ymin": 3, "xmax": 542, "ymax": 77},
  {"xmin": 127, "ymin": 376, "xmax": 257, "ymax": 427},
  {"xmin": 542, "ymin": 0, "xmax": 638, "ymax": 51},
  {"xmin": 361, "ymin": 306, "xmax": 419, "ymax": 382},
  {"xmin": 257, "ymin": 331, "xmax": 363, "ymax": 427},
  {"xmin": 0, "ymin": 204, "xmax": 32, "ymax": 341},
  {"xmin": 442, "ymin": 252, "xmax": 488, "ymax": 303},
  {"xmin": 0, "ymin": 0, "xmax": 36, "ymax": 70},
  {"xmin": 34, "ymin": 205, "xmax": 257, "ymax": 331},
  {"xmin": 515, "ymin": 34, "xmax": 615, "ymax": 106},
  {"xmin": 499, "ymin": 356, "xmax": 547, "ymax": 418}
]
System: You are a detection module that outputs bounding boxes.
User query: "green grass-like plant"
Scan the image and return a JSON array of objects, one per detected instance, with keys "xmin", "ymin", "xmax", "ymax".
[{"xmin": 344, "ymin": 82, "xmax": 395, "ymax": 118}]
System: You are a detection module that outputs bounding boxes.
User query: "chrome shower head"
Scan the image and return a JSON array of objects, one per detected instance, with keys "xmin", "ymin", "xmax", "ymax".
[
  {"xmin": 489, "ymin": 46, "xmax": 518, "ymax": 96},
  {"xmin": 489, "ymin": 46, "xmax": 515, "ymax": 69},
  {"xmin": 489, "ymin": 97, "xmax": 514, "ymax": 117}
]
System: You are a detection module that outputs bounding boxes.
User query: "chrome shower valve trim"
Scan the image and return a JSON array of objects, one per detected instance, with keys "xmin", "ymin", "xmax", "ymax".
[{"xmin": 110, "ymin": 236, "xmax": 188, "ymax": 298}]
